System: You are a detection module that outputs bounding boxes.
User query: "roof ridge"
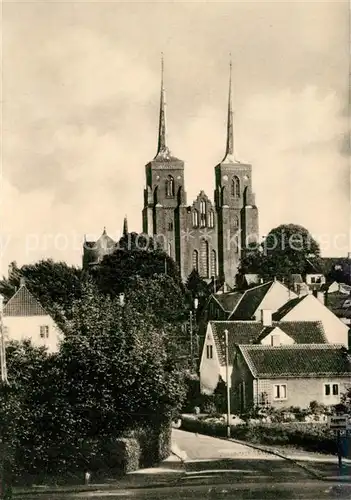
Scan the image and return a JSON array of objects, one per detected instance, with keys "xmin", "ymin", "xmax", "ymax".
[
  {"xmin": 241, "ymin": 343, "xmax": 341, "ymax": 350},
  {"xmin": 4, "ymin": 285, "xmax": 49, "ymax": 317}
]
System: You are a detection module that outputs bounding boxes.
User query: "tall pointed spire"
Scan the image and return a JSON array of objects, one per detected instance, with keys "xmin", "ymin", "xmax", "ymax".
[
  {"xmin": 222, "ymin": 55, "xmax": 238, "ymax": 163},
  {"xmin": 155, "ymin": 53, "xmax": 171, "ymax": 159},
  {"xmin": 123, "ymin": 215, "xmax": 128, "ymax": 236}
]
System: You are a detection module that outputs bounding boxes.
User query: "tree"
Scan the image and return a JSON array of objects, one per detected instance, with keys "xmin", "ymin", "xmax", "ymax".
[
  {"xmin": 0, "ymin": 260, "xmax": 85, "ymax": 325},
  {"xmin": 238, "ymin": 224, "xmax": 321, "ymax": 283},
  {"xmin": 94, "ymin": 233, "xmax": 181, "ymax": 298}
]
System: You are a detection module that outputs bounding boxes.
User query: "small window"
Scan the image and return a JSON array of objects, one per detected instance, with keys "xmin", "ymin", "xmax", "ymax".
[
  {"xmin": 271, "ymin": 334, "xmax": 280, "ymax": 347},
  {"xmin": 311, "ymin": 277, "xmax": 316, "ymax": 284},
  {"xmin": 40, "ymin": 325, "xmax": 49, "ymax": 339},
  {"xmin": 168, "ymin": 221, "xmax": 173, "ymax": 231},
  {"xmin": 332, "ymin": 384, "xmax": 339, "ymax": 396},
  {"xmin": 206, "ymin": 345, "xmax": 213, "ymax": 359},
  {"xmin": 208, "ymin": 211, "xmax": 214, "ymax": 228},
  {"xmin": 273, "ymin": 384, "xmax": 287, "ymax": 400},
  {"xmin": 231, "ymin": 176, "xmax": 240, "ymax": 198},
  {"xmin": 325, "ymin": 383, "xmax": 339, "ymax": 396},
  {"xmin": 192, "ymin": 210, "xmax": 199, "ymax": 227},
  {"xmin": 192, "ymin": 250, "xmax": 199, "ymax": 272},
  {"xmin": 325, "ymin": 384, "xmax": 331, "ymax": 396}
]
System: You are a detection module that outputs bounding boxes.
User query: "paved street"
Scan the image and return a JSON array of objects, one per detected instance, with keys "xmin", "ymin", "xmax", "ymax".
[{"xmin": 173, "ymin": 429, "xmax": 312, "ymax": 485}]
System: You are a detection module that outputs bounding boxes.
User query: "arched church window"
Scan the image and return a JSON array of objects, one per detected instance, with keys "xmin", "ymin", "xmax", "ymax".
[
  {"xmin": 166, "ymin": 175, "xmax": 175, "ymax": 197},
  {"xmin": 200, "ymin": 200, "xmax": 206, "ymax": 227},
  {"xmin": 231, "ymin": 176, "xmax": 240, "ymax": 198},
  {"xmin": 200, "ymin": 239, "xmax": 209, "ymax": 278},
  {"xmin": 233, "ymin": 215, "xmax": 239, "ymax": 231},
  {"xmin": 192, "ymin": 250, "xmax": 199, "ymax": 271},
  {"xmin": 192, "ymin": 209, "xmax": 199, "ymax": 227},
  {"xmin": 211, "ymin": 249, "xmax": 217, "ymax": 278},
  {"xmin": 208, "ymin": 211, "xmax": 214, "ymax": 228},
  {"xmin": 168, "ymin": 242, "xmax": 172, "ymax": 256}
]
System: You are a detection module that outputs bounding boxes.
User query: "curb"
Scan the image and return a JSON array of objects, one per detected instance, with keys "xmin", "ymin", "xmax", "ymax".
[
  {"xmin": 179, "ymin": 428, "xmax": 350, "ymax": 483},
  {"xmin": 12, "ymin": 453, "xmax": 186, "ymax": 497}
]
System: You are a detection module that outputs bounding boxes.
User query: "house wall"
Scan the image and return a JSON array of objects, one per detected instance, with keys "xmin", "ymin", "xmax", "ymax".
[
  {"xmin": 280, "ymin": 294, "xmax": 349, "ymax": 346},
  {"xmin": 256, "ymin": 377, "xmax": 350, "ymax": 409},
  {"xmin": 3, "ymin": 315, "xmax": 62, "ymax": 353},
  {"xmin": 260, "ymin": 328, "xmax": 294, "ymax": 346},
  {"xmin": 231, "ymin": 351, "xmax": 254, "ymax": 413},
  {"xmin": 199, "ymin": 325, "xmax": 222, "ymax": 394},
  {"xmin": 253, "ymin": 282, "xmax": 297, "ymax": 321}
]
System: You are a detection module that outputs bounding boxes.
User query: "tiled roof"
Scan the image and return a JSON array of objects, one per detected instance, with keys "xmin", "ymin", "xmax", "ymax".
[
  {"xmin": 272, "ymin": 295, "xmax": 307, "ymax": 321},
  {"xmin": 210, "ymin": 321, "xmax": 264, "ymax": 365},
  {"xmin": 210, "ymin": 319, "xmax": 328, "ymax": 366},
  {"xmin": 239, "ymin": 344, "xmax": 351, "ymax": 378},
  {"xmin": 3, "ymin": 285, "xmax": 48, "ymax": 317},
  {"xmin": 275, "ymin": 321, "xmax": 327, "ymax": 344},
  {"xmin": 212, "ymin": 292, "xmax": 244, "ymax": 313},
  {"xmin": 229, "ymin": 281, "xmax": 274, "ymax": 319}
]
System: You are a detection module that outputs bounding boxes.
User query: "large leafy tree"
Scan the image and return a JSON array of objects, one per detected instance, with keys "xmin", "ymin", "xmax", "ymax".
[
  {"xmin": 0, "ymin": 260, "xmax": 85, "ymax": 324},
  {"xmin": 94, "ymin": 233, "xmax": 181, "ymax": 298},
  {"xmin": 239, "ymin": 224, "xmax": 321, "ymax": 282}
]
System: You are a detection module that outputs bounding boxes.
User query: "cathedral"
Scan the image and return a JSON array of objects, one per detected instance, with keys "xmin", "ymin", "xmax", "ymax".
[{"xmin": 83, "ymin": 59, "xmax": 259, "ymax": 287}]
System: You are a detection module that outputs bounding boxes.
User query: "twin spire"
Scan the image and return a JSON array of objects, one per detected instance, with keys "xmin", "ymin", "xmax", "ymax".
[{"xmin": 154, "ymin": 54, "xmax": 238, "ymax": 163}]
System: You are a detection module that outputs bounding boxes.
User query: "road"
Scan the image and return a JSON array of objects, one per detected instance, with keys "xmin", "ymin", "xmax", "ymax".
[{"xmin": 19, "ymin": 430, "xmax": 351, "ymax": 499}]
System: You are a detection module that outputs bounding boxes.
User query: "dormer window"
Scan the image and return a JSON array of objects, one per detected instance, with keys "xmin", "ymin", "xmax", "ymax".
[
  {"xmin": 166, "ymin": 175, "xmax": 175, "ymax": 197},
  {"xmin": 192, "ymin": 209, "xmax": 199, "ymax": 227},
  {"xmin": 231, "ymin": 176, "xmax": 240, "ymax": 198}
]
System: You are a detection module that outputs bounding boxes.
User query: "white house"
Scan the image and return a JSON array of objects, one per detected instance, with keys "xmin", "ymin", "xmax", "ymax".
[
  {"xmin": 199, "ymin": 316, "xmax": 328, "ymax": 394},
  {"xmin": 2, "ymin": 280, "xmax": 63, "ymax": 353},
  {"xmin": 273, "ymin": 293, "xmax": 349, "ymax": 347},
  {"xmin": 229, "ymin": 280, "xmax": 298, "ymax": 321}
]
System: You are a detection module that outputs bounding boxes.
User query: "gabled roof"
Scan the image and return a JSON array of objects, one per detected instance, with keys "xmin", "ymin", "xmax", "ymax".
[
  {"xmin": 238, "ymin": 344, "xmax": 351, "ymax": 378},
  {"xmin": 210, "ymin": 321, "xmax": 263, "ymax": 365},
  {"xmin": 229, "ymin": 281, "xmax": 274, "ymax": 319},
  {"xmin": 290, "ymin": 274, "xmax": 303, "ymax": 284},
  {"xmin": 3, "ymin": 285, "xmax": 48, "ymax": 317},
  {"xmin": 305, "ymin": 258, "xmax": 324, "ymax": 274},
  {"xmin": 210, "ymin": 319, "xmax": 328, "ymax": 366},
  {"xmin": 211, "ymin": 291, "xmax": 244, "ymax": 313},
  {"xmin": 272, "ymin": 295, "xmax": 307, "ymax": 321},
  {"xmin": 259, "ymin": 321, "xmax": 327, "ymax": 344}
]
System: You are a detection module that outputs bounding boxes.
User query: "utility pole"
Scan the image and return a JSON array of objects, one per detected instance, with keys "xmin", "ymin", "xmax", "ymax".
[
  {"xmin": 224, "ymin": 329, "xmax": 231, "ymax": 438},
  {"xmin": 0, "ymin": 295, "xmax": 10, "ymax": 499},
  {"xmin": 189, "ymin": 310, "xmax": 193, "ymax": 365}
]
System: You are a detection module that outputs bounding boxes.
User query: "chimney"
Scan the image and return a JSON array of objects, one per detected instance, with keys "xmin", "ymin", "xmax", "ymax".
[
  {"xmin": 316, "ymin": 291, "xmax": 325, "ymax": 305},
  {"xmin": 19, "ymin": 277, "xmax": 26, "ymax": 287},
  {"xmin": 261, "ymin": 309, "xmax": 272, "ymax": 327},
  {"xmin": 223, "ymin": 282, "xmax": 227, "ymax": 293}
]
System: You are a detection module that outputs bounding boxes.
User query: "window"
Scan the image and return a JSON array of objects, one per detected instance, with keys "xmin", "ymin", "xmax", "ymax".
[
  {"xmin": 211, "ymin": 249, "xmax": 217, "ymax": 278},
  {"xmin": 165, "ymin": 175, "xmax": 175, "ymax": 197},
  {"xmin": 231, "ymin": 176, "xmax": 240, "ymax": 198},
  {"xmin": 200, "ymin": 200, "xmax": 206, "ymax": 227},
  {"xmin": 192, "ymin": 209, "xmax": 199, "ymax": 227},
  {"xmin": 311, "ymin": 277, "xmax": 316, "ymax": 284},
  {"xmin": 208, "ymin": 211, "xmax": 214, "ymax": 228},
  {"xmin": 200, "ymin": 239, "xmax": 209, "ymax": 278},
  {"xmin": 168, "ymin": 242, "xmax": 172, "ymax": 256},
  {"xmin": 40, "ymin": 325, "xmax": 49, "ymax": 339},
  {"xmin": 168, "ymin": 221, "xmax": 173, "ymax": 231},
  {"xmin": 233, "ymin": 215, "xmax": 239, "ymax": 231},
  {"xmin": 192, "ymin": 250, "xmax": 199, "ymax": 272},
  {"xmin": 273, "ymin": 384, "xmax": 287, "ymax": 400},
  {"xmin": 206, "ymin": 345, "xmax": 213, "ymax": 359},
  {"xmin": 325, "ymin": 383, "xmax": 339, "ymax": 396}
]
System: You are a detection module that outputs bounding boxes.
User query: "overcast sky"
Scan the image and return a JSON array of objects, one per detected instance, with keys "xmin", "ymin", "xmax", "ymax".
[{"xmin": 1, "ymin": 0, "xmax": 350, "ymax": 273}]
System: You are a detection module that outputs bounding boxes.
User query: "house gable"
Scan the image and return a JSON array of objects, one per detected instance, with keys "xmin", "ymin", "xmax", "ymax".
[
  {"xmin": 199, "ymin": 323, "xmax": 223, "ymax": 394},
  {"xmin": 275, "ymin": 294, "xmax": 349, "ymax": 346},
  {"xmin": 259, "ymin": 326, "xmax": 294, "ymax": 346}
]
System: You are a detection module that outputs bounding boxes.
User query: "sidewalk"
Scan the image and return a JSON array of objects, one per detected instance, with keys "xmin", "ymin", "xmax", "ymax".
[{"xmin": 12, "ymin": 452, "xmax": 186, "ymax": 497}]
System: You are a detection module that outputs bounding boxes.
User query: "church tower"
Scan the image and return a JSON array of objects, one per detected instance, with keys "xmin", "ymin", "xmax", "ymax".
[
  {"xmin": 142, "ymin": 55, "xmax": 187, "ymax": 262},
  {"xmin": 215, "ymin": 60, "xmax": 259, "ymax": 286}
]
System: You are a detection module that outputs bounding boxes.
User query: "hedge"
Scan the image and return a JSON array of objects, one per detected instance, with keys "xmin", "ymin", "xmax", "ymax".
[{"xmin": 181, "ymin": 416, "xmax": 350, "ymax": 456}]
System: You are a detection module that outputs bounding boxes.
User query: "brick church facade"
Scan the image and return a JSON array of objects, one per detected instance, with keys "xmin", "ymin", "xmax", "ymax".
[{"xmin": 83, "ymin": 60, "xmax": 259, "ymax": 287}]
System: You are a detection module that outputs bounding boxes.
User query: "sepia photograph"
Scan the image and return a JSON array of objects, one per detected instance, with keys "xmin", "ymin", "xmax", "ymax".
[{"xmin": 0, "ymin": 0, "xmax": 350, "ymax": 498}]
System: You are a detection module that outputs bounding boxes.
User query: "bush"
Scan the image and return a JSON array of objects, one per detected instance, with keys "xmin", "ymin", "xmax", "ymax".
[{"xmin": 180, "ymin": 416, "xmax": 340, "ymax": 455}]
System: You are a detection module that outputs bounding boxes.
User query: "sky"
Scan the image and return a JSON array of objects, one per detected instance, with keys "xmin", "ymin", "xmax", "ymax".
[{"xmin": 1, "ymin": 0, "xmax": 350, "ymax": 274}]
